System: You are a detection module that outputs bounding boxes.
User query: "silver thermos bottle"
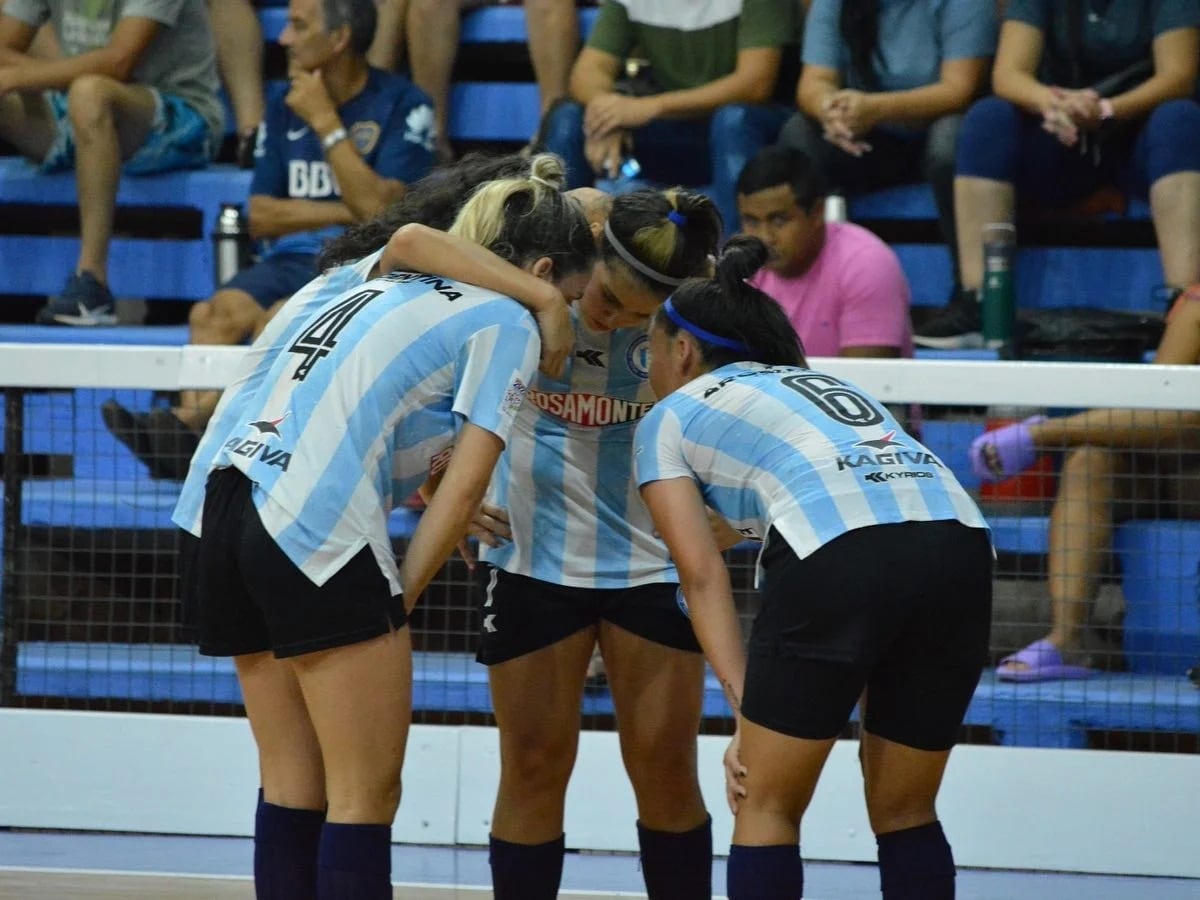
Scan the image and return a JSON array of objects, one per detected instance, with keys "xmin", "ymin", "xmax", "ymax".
[{"xmin": 213, "ymin": 203, "xmax": 250, "ymax": 287}]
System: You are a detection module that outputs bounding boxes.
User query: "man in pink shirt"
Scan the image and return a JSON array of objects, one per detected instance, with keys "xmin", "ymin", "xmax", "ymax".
[{"xmin": 737, "ymin": 145, "xmax": 913, "ymax": 359}]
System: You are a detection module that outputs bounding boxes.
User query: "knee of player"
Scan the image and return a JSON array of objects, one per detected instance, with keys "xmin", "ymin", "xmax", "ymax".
[
  {"xmin": 620, "ymin": 732, "xmax": 699, "ymax": 792},
  {"xmin": 499, "ymin": 735, "xmax": 578, "ymax": 789}
]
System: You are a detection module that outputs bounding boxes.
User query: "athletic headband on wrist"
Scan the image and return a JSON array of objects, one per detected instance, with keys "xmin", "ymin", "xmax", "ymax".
[
  {"xmin": 603, "ymin": 220, "xmax": 686, "ymax": 287},
  {"xmin": 667, "ymin": 210, "xmax": 687, "ymax": 227},
  {"xmin": 662, "ymin": 298, "xmax": 753, "ymax": 353}
]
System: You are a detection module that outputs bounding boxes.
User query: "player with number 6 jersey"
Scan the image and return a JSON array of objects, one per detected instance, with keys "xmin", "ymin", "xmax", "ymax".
[{"xmin": 635, "ymin": 236, "xmax": 992, "ymax": 900}]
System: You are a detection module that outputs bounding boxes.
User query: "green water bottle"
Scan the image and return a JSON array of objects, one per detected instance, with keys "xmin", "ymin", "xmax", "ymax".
[{"xmin": 981, "ymin": 223, "xmax": 1017, "ymax": 356}]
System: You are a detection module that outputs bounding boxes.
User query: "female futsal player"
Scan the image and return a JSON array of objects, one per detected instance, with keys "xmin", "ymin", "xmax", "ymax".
[
  {"xmin": 185, "ymin": 155, "xmax": 595, "ymax": 900},
  {"xmin": 634, "ymin": 237, "xmax": 993, "ymax": 900},
  {"xmin": 468, "ymin": 187, "xmax": 724, "ymax": 899}
]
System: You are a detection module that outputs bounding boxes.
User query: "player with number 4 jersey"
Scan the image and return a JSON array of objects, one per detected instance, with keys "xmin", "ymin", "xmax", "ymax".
[{"xmin": 184, "ymin": 159, "xmax": 595, "ymax": 900}]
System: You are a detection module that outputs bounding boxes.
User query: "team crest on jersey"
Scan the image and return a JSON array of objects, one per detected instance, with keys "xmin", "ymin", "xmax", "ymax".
[
  {"xmin": 527, "ymin": 390, "xmax": 654, "ymax": 427},
  {"xmin": 350, "ymin": 121, "xmax": 381, "ymax": 155},
  {"xmin": 404, "ymin": 103, "xmax": 436, "ymax": 152},
  {"xmin": 626, "ymin": 334, "xmax": 649, "ymax": 378}
]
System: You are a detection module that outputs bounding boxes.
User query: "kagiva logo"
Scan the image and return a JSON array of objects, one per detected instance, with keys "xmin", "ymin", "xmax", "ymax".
[{"xmin": 837, "ymin": 431, "xmax": 943, "ymax": 472}]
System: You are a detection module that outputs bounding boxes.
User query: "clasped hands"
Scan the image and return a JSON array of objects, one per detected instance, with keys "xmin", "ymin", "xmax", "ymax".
[
  {"xmin": 583, "ymin": 92, "xmax": 658, "ymax": 179},
  {"xmin": 1041, "ymin": 87, "xmax": 1103, "ymax": 148},
  {"xmin": 820, "ymin": 89, "xmax": 877, "ymax": 157}
]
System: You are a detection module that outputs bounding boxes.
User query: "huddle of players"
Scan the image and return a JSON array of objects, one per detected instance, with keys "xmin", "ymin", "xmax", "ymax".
[{"xmin": 178, "ymin": 150, "xmax": 992, "ymax": 900}]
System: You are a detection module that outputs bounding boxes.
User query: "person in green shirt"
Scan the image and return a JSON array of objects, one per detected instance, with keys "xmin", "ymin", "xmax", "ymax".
[{"xmin": 542, "ymin": 0, "xmax": 797, "ymax": 233}]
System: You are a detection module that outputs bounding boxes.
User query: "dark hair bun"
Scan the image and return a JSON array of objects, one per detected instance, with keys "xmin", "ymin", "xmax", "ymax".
[{"xmin": 717, "ymin": 236, "xmax": 769, "ymax": 288}]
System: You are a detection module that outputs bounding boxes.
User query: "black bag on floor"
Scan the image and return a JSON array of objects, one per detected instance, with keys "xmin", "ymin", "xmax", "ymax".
[{"xmin": 1017, "ymin": 307, "xmax": 1165, "ymax": 362}]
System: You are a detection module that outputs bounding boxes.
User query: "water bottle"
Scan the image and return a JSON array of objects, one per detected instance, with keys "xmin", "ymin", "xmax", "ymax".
[
  {"xmin": 824, "ymin": 194, "xmax": 848, "ymax": 223},
  {"xmin": 212, "ymin": 203, "xmax": 250, "ymax": 287},
  {"xmin": 981, "ymin": 222, "xmax": 1017, "ymax": 355},
  {"xmin": 612, "ymin": 155, "xmax": 641, "ymax": 190}
]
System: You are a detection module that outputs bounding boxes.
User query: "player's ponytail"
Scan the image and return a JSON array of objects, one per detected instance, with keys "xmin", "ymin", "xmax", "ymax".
[
  {"xmin": 658, "ymin": 236, "xmax": 806, "ymax": 369},
  {"xmin": 448, "ymin": 153, "xmax": 595, "ymax": 278},
  {"xmin": 602, "ymin": 188, "xmax": 721, "ymax": 296}
]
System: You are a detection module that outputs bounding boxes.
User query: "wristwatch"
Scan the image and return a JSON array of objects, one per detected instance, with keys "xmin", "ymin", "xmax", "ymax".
[
  {"xmin": 1098, "ymin": 98, "xmax": 1115, "ymax": 122},
  {"xmin": 322, "ymin": 126, "xmax": 349, "ymax": 152}
]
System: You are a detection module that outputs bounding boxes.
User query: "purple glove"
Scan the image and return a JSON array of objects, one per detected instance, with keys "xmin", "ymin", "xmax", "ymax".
[{"xmin": 969, "ymin": 416, "xmax": 1047, "ymax": 481}]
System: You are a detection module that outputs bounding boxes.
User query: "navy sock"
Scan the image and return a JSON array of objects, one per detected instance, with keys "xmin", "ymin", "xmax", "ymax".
[
  {"xmin": 727, "ymin": 844, "xmax": 802, "ymax": 900},
  {"xmin": 253, "ymin": 791, "xmax": 324, "ymax": 900},
  {"xmin": 637, "ymin": 816, "xmax": 713, "ymax": 899},
  {"xmin": 877, "ymin": 821, "xmax": 955, "ymax": 900},
  {"xmin": 488, "ymin": 833, "xmax": 565, "ymax": 900},
  {"xmin": 316, "ymin": 822, "xmax": 392, "ymax": 900}
]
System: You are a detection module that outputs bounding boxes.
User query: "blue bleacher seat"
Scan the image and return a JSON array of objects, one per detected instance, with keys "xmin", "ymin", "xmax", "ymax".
[
  {"xmin": 15, "ymin": 640, "xmax": 1197, "ymax": 748},
  {"xmin": 256, "ymin": 5, "xmax": 600, "ymax": 45},
  {"xmin": 1116, "ymin": 521, "xmax": 1200, "ymax": 676},
  {"xmin": 0, "ymin": 158, "xmax": 251, "ymax": 301},
  {"xmin": 849, "ymin": 185, "xmax": 1163, "ymax": 310}
]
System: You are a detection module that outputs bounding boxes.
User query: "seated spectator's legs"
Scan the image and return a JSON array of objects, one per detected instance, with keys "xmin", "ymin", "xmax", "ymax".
[
  {"xmin": 622, "ymin": 117, "xmax": 712, "ymax": 189},
  {"xmin": 178, "ymin": 253, "xmax": 317, "ymax": 432},
  {"xmin": 921, "ymin": 114, "xmax": 964, "ymax": 291},
  {"xmin": 407, "ymin": 0, "xmax": 482, "ymax": 163},
  {"xmin": 1135, "ymin": 99, "xmax": 1200, "ymax": 290},
  {"xmin": 208, "ymin": 0, "xmax": 265, "ymax": 165},
  {"xmin": 68, "ymin": 76, "xmax": 159, "ymax": 297},
  {"xmin": 368, "ymin": 0, "xmax": 409, "ymax": 71},
  {"xmin": 1003, "ymin": 448, "xmax": 1200, "ymax": 677},
  {"xmin": 917, "ymin": 96, "xmax": 1104, "ymax": 346},
  {"xmin": 0, "ymin": 88, "xmax": 57, "ymax": 162},
  {"xmin": 541, "ymin": 100, "xmax": 592, "ymax": 188},
  {"xmin": 708, "ymin": 104, "xmax": 788, "ymax": 234},
  {"xmin": 525, "ymin": 0, "xmax": 579, "ymax": 120}
]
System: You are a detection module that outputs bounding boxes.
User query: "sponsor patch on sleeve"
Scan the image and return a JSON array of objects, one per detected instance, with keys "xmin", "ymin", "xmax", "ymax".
[{"xmin": 502, "ymin": 375, "xmax": 528, "ymax": 413}]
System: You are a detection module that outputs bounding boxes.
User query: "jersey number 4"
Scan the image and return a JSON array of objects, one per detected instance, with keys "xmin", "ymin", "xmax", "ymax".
[
  {"xmin": 288, "ymin": 288, "xmax": 382, "ymax": 381},
  {"xmin": 781, "ymin": 373, "xmax": 883, "ymax": 427}
]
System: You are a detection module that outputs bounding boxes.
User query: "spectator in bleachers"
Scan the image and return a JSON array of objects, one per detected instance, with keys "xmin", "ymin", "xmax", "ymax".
[
  {"xmin": 971, "ymin": 286, "xmax": 1200, "ymax": 681},
  {"xmin": 210, "ymin": 0, "xmax": 266, "ymax": 167},
  {"xmin": 0, "ymin": 0, "xmax": 224, "ymax": 326},
  {"xmin": 778, "ymin": 0, "xmax": 996, "ymax": 300},
  {"xmin": 916, "ymin": 0, "xmax": 1200, "ymax": 349},
  {"xmin": 542, "ymin": 0, "xmax": 797, "ymax": 233},
  {"xmin": 101, "ymin": 0, "xmax": 435, "ymax": 477},
  {"xmin": 737, "ymin": 145, "xmax": 913, "ymax": 360},
  {"xmin": 383, "ymin": 0, "xmax": 581, "ymax": 162}
]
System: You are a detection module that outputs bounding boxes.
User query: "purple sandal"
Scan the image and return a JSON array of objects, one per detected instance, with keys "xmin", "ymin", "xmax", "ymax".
[{"xmin": 996, "ymin": 639, "xmax": 1095, "ymax": 683}]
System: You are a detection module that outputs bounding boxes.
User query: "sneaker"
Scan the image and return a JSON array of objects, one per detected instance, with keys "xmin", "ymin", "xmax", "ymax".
[
  {"xmin": 37, "ymin": 272, "xmax": 118, "ymax": 326},
  {"xmin": 913, "ymin": 302, "xmax": 983, "ymax": 350},
  {"xmin": 100, "ymin": 401, "xmax": 199, "ymax": 480}
]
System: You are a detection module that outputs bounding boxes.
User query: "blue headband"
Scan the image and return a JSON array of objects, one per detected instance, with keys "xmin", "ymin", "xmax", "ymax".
[
  {"xmin": 662, "ymin": 298, "xmax": 753, "ymax": 353},
  {"xmin": 667, "ymin": 210, "xmax": 687, "ymax": 227}
]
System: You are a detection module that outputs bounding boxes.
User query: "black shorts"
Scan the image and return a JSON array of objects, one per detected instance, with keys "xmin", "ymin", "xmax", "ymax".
[
  {"xmin": 474, "ymin": 565, "xmax": 701, "ymax": 665},
  {"xmin": 190, "ymin": 467, "xmax": 407, "ymax": 659},
  {"xmin": 741, "ymin": 520, "xmax": 993, "ymax": 752}
]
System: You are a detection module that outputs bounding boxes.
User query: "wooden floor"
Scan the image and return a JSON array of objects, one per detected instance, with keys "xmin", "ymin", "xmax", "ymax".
[{"xmin": 0, "ymin": 869, "xmax": 636, "ymax": 899}]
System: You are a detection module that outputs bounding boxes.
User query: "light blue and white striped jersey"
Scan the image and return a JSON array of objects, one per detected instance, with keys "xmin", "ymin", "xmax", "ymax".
[
  {"xmin": 634, "ymin": 362, "xmax": 988, "ymax": 560},
  {"xmin": 481, "ymin": 311, "xmax": 675, "ymax": 588},
  {"xmin": 200, "ymin": 271, "xmax": 540, "ymax": 593},
  {"xmin": 173, "ymin": 250, "xmax": 385, "ymax": 537}
]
